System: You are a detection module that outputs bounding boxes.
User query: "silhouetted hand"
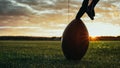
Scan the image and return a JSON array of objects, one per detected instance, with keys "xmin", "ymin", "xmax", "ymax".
[{"xmin": 76, "ymin": 0, "xmax": 99, "ymax": 20}]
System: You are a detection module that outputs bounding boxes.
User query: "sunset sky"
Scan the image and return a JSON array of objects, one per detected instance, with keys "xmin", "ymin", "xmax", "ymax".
[{"xmin": 0, "ymin": 0, "xmax": 120, "ymax": 37}]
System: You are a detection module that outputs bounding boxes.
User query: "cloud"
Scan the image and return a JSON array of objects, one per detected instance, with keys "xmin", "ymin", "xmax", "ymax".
[
  {"xmin": 0, "ymin": 0, "xmax": 31, "ymax": 15},
  {"xmin": 0, "ymin": 0, "xmax": 85, "ymax": 17},
  {"xmin": 0, "ymin": 0, "xmax": 119, "ymax": 15},
  {"xmin": 0, "ymin": 0, "xmax": 59, "ymax": 15},
  {"xmin": 0, "ymin": 0, "xmax": 81, "ymax": 16},
  {"xmin": 0, "ymin": 0, "xmax": 120, "ymax": 36}
]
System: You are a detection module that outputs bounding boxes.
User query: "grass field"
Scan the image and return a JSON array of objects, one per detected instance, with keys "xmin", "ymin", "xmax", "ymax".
[{"xmin": 0, "ymin": 41, "xmax": 120, "ymax": 68}]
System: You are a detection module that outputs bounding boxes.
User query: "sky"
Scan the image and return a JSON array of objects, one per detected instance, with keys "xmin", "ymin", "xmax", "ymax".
[{"xmin": 0, "ymin": 0, "xmax": 120, "ymax": 37}]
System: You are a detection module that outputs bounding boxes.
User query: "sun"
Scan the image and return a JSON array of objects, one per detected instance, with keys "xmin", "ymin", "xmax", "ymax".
[
  {"xmin": 91, "ymin": 36, "xmax": 96, "ymax": 39},
  {"xmin": 90, "ymin": 36, "xmax": 97, "ymax": 41}
]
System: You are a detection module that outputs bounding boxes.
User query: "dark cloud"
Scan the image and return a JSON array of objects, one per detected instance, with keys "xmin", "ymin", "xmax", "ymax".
[
  {"xmin": 0, "ymin": 0, "xmax": 33, "ymax": 15},
  {"xmin": 0, "ymin": 0, "xmax": 80, "ymax": 16},
  {"xmin": 16, "ymin": 0, "xmax": 40, "ymax": 5},
  {"xmin": 0, "ymin": 0, "xmax": 120, "ymax": 15},
  {"xmin": 17, "ymin": 0, "xmax": 57, "ymax": 5},
  {"xmin": 0, "ymin": 0, "xmax": 59, "ymax": 15}
]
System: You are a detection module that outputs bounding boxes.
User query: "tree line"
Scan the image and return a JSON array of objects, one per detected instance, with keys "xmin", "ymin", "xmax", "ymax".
[
  {"xmin": 89, "ymin": 36, "xmax": 120, "ymax": 41},
  {"xmin": 0, "ymin": 36, "xmax": 120, "ymax": 41},
  {"xmin": 0, "ymin": 36, "xmax": 61, "ymax": 41}
]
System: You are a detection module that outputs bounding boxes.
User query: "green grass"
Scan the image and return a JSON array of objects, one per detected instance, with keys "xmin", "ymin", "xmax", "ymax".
[{"xmin": 0, "ymin": 41, "xmax": 120, "ymax": 68}]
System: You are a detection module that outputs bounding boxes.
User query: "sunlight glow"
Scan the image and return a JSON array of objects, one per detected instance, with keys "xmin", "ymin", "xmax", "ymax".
[
  {"xmin": 1, "ymin": 22, "xmax": 120, "ymax": 37},
  {"xmin": 90, "ymin": 36, "xmax": 97, "ymax": 41}
]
